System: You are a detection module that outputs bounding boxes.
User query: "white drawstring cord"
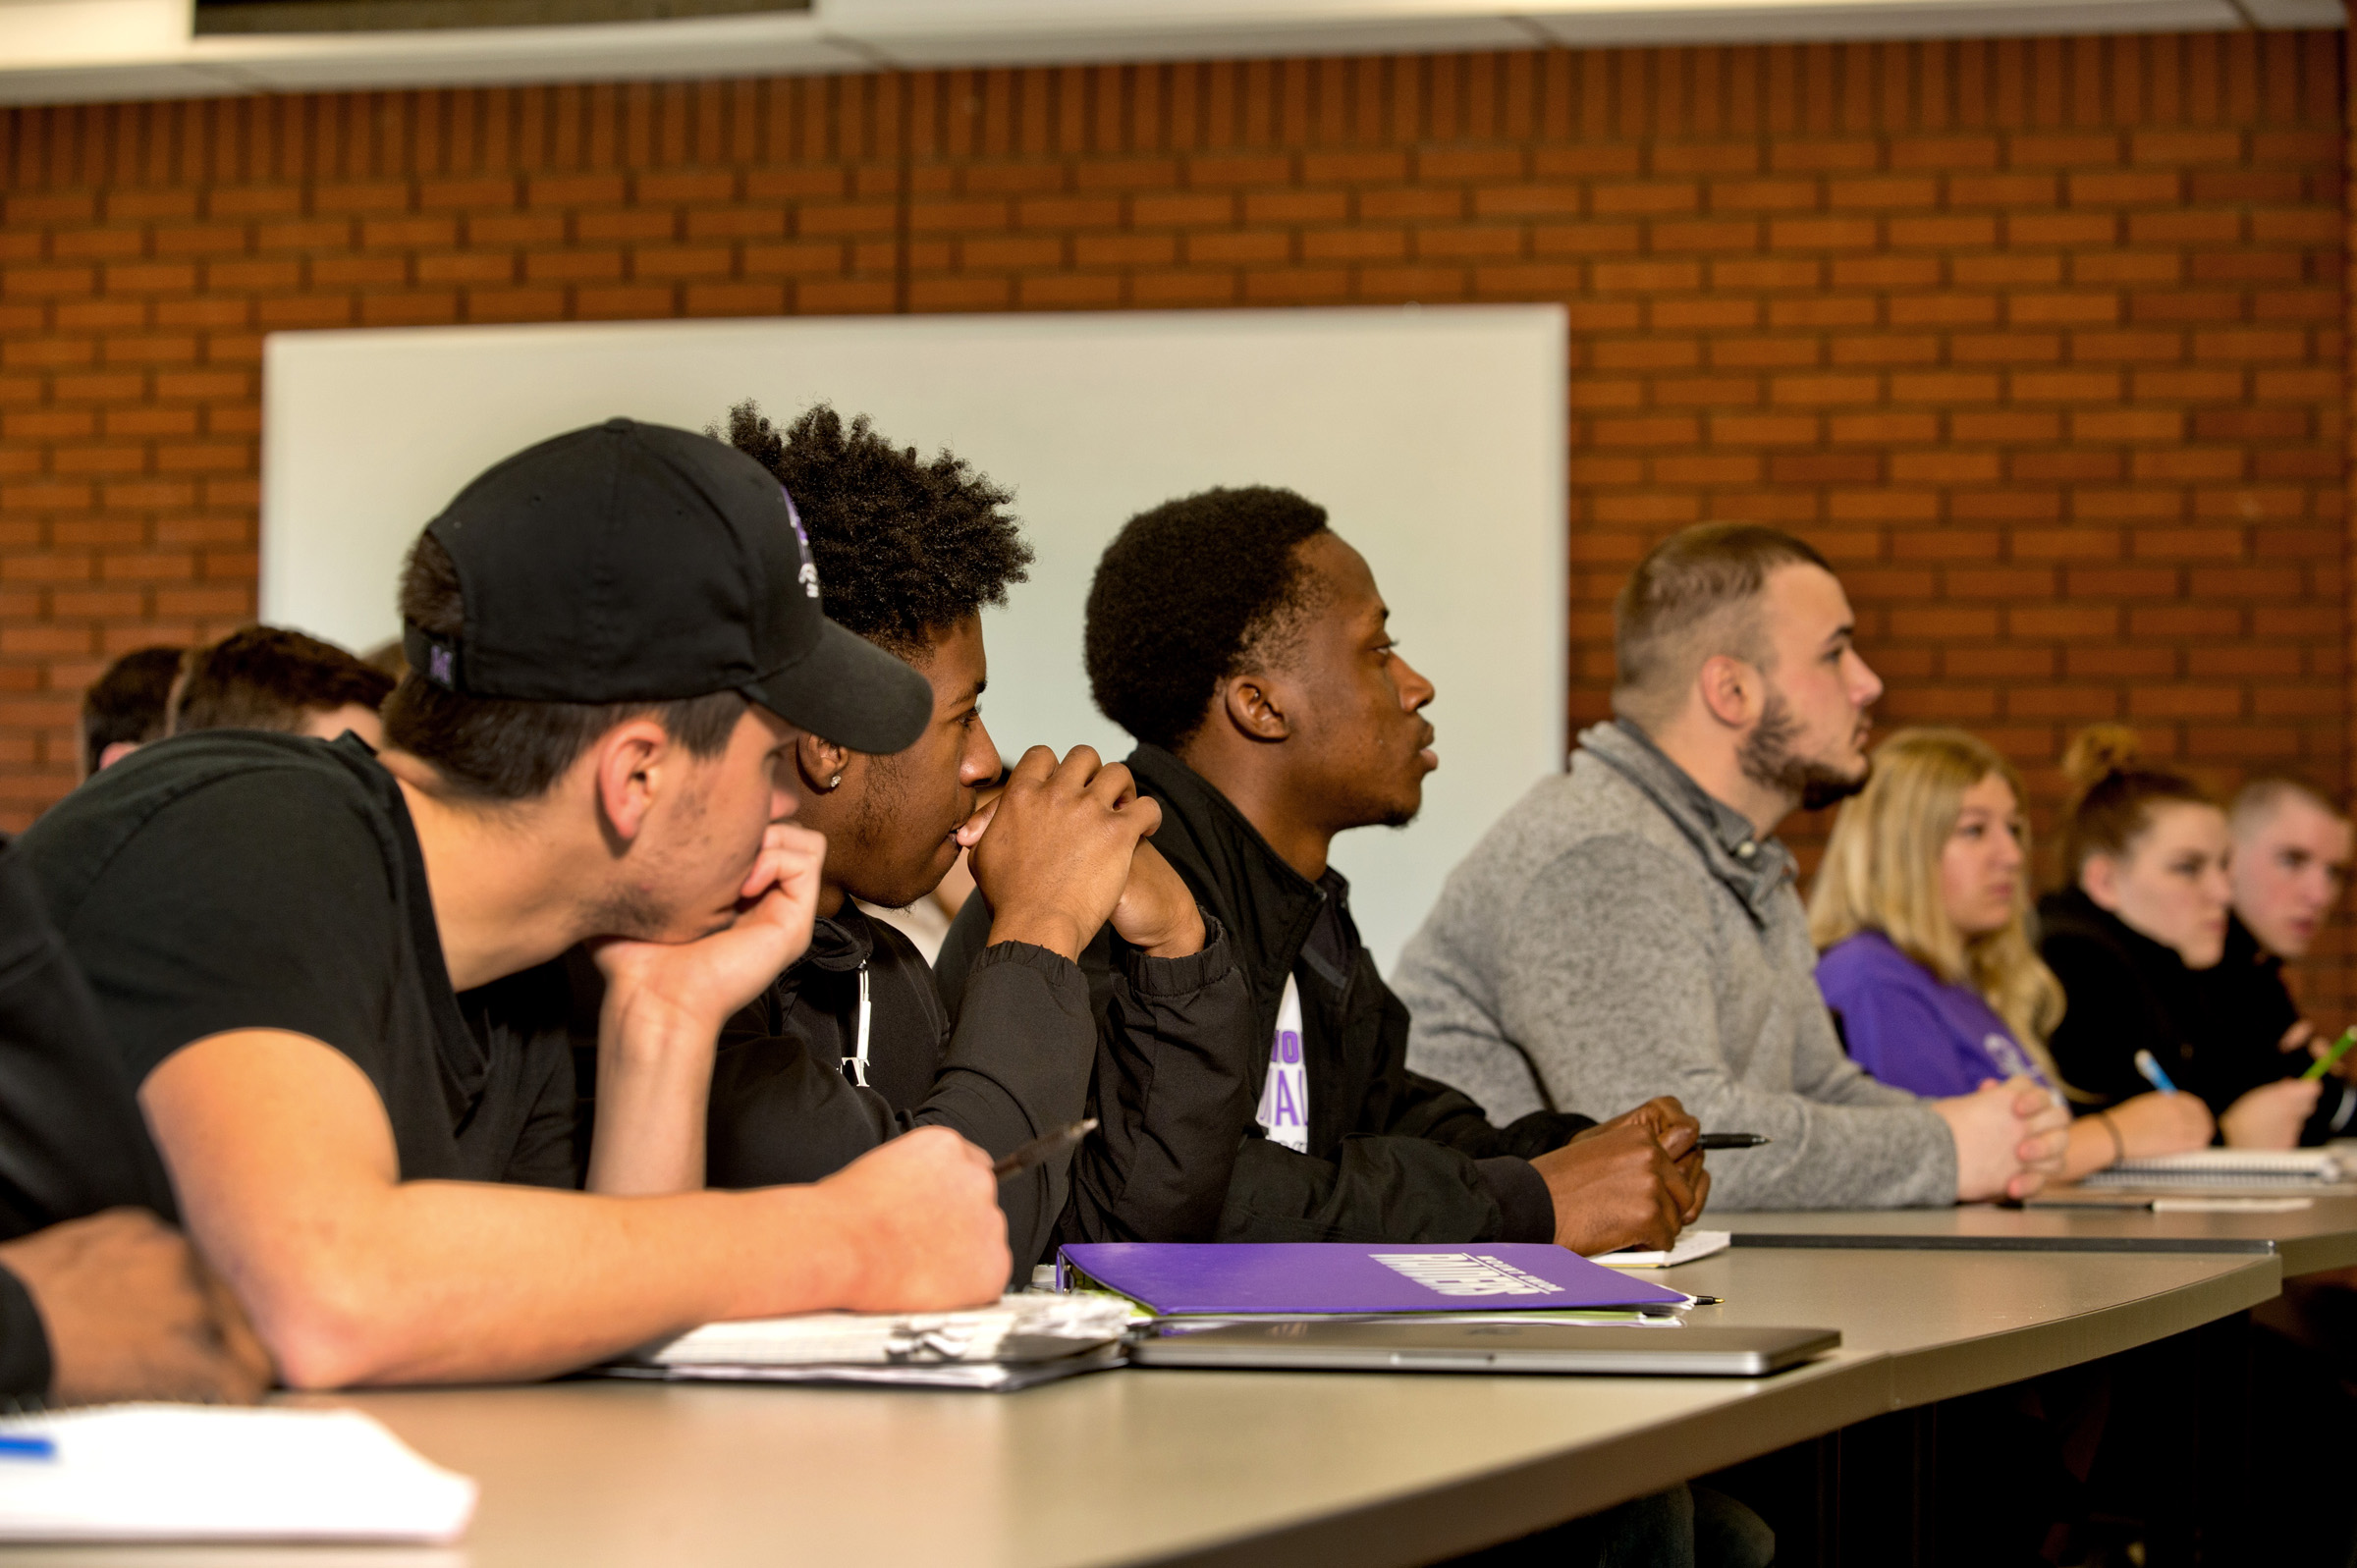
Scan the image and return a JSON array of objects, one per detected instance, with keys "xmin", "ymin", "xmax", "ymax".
[{"xmin": 845, "ymin": 962, "xmax": 873, "ymax": 1089}]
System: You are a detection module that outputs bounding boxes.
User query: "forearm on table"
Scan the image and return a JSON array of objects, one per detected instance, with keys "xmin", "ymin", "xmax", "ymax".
[
  {"xmin": 206, "ymin": 1178, "xmax": 866, "ymax": 1389},
  {"xmin": 587, "ymin": 992, "xmax": 721, "ymax": 1195}
]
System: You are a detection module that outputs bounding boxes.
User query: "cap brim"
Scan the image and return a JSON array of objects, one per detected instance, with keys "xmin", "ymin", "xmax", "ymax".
[{"xmin": 744, "ymin": 619, "xmax": 934, "ymax": 756}]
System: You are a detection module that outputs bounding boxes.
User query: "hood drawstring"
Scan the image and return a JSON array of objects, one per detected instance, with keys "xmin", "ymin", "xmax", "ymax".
[{"xmin": 842, "ymin": 961, "xmax": 873, "ymax": 1089}]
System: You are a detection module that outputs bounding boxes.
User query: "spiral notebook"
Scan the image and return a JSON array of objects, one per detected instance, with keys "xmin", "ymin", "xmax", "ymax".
[{"xmin": 2080, "ymin": 1148, "xmax": 2350, "ymax": 1191}]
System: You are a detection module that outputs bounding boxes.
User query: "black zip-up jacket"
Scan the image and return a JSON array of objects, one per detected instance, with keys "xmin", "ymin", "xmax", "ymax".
[
  {"xmin": 939, "ymin": 745, "xmax": 1594, "ymax": 1245},
  {"xmin": 706, "ymin": 901, "xmax": 1253, "ymax": 1276},
  {"xmin": 2041, "ymin": 890, "xmax": 2350, "ymax": 1143}
]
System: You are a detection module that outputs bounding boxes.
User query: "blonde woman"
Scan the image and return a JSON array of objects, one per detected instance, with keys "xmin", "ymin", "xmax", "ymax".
[{"xmin": 1810, "ymin": 728, "xmax": 2211, "ymax": 1179}]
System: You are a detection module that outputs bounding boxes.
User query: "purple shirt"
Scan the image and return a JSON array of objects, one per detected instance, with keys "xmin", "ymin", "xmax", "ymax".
[{"xmin": 1815, "ymin": 930, "xmax": 2056, "ymax": 1100}]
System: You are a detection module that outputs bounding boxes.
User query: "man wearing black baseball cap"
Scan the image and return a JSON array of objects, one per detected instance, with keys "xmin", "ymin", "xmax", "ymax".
[{"xmin": 20, "ymin": 420, "xmax": 1154, "ymax": 1387}]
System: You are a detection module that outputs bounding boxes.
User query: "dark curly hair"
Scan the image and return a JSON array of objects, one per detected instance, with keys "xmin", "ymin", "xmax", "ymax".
[
  {"xmin": 1084, "ymin": 486, "xmax": 1331, "ymax": 751},
  {"xmin": 718, "ymin": 401, "xmax": 1030, "ymax": 656}
]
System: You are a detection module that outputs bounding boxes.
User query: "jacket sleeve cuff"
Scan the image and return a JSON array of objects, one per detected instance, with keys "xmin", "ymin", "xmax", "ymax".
[
  {"xmin": 1114, "ymin": 913, "xmax": 1233, "ymax": 996},
  {"xmin": 1474, "ymin": 1156, "xmax": 1556, "ymax": 1245},
  {"xmin": 0, "ymin": 1264, "xmax": 52, "ymax": 1403},
  {"xmin": 973, "ymin": 939, "xmax": 1086, "ymax": 992}
]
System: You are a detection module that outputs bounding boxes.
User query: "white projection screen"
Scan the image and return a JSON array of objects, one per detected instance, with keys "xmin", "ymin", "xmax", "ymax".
[{"xmin": 262, "ymin": 305, "xmax": 1566, "ymax": 973}]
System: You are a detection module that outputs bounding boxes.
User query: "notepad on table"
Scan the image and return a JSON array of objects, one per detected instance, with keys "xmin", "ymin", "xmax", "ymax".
[
  {"xmin": 1598, "ymin": 1230, "xmax": 1732, "ymax": 1270},
  {"xmin": 0, "ymin": 1404, "xmax": 475, "ymax": 1543},
  {"xmin": 608, "ymin": 1292, "xmax": 1136, "ymax": 1391}
]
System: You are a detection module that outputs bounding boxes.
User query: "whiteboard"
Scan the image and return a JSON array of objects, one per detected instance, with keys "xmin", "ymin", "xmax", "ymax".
[{"xmin": 262, "ymin": 306, "xmax": 1565, "ymax": 974}]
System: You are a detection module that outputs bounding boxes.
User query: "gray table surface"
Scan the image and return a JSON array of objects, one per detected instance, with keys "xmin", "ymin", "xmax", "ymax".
[
  {"xmin": 0, "ymin": 1248, "xmax": 2281, "ymax": 1568},
  {"xmin": 1721, "ymin": 1192, "xmax": 2357, "ymax": 1276}
]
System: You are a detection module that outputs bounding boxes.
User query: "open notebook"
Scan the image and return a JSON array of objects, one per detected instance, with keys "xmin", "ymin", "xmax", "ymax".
[{"xmin": 0, "ymin": 1404, "xmax": 475, "ymax": 1543}]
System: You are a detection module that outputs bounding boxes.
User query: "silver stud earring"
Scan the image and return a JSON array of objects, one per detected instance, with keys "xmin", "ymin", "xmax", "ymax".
[{"xmin": 828, "ymin": 774, "xmax": 843, "ymax": 789}]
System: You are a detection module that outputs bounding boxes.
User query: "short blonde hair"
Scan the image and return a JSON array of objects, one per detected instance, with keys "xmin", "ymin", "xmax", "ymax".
[{"xmin": 1809, "ymin": 728, "xmax": 2069, "ymax": 1084}]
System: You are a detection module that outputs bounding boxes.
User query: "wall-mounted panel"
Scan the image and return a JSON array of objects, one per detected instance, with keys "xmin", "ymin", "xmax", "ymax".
[{"xmin": 263, "ymin": 305, "xmax": 1568, "ymax": 973}]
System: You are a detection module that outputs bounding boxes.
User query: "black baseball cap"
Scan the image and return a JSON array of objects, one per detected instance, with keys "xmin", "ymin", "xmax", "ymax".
[{"xmin": 402, "ymin": 417, "xmax": 932, "ymax": 756}]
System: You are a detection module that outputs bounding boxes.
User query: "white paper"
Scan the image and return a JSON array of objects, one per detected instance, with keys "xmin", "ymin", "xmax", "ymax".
[
  {"xmin": 0, "ymin": 1404, "xmax": 475, "ymax": 1543},
  {"xmin": 634, "ymin": 1291, "xmax": 1135, "ymax": 1368},
  {"xmin": 1596, "ymin": 1230, "xmax": 1733, "ymax": 1270}
]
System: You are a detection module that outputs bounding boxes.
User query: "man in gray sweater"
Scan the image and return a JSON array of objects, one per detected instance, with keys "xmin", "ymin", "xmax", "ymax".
[{"xmin": 1396, "ymin": 523, "xmax": 2067, "ymax": 1210}]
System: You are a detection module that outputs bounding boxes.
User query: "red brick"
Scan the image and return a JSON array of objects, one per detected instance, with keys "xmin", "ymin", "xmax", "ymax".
[{"xmin": 0, "ymin": 47, "xmax": 2335, "ymax": 1013}]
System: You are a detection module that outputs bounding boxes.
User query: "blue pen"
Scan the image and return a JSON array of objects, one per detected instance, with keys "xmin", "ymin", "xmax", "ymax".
[
  {"xmin": 2134, "ymin": 1050, "xmax": 2180, "ymax": 1095},
  {"xmin": 0, "ymin": 1434, "xmax": 54, "ymax": 1459}
]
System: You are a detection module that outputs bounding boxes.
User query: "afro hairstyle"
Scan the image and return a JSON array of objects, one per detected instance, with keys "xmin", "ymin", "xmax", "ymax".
[
  {"xmin": 1083, "ymin": 485, "xmax": 1332, "ymax": 751},
  {"xmin": 719, "ymin": 401, "xmax": 1030, "ymax": 657}
]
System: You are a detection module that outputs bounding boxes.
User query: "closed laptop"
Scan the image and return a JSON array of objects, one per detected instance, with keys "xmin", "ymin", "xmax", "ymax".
[{"xmin": 1129, "ymin": 1321, "xmax": 1838, "ymax": 1378}]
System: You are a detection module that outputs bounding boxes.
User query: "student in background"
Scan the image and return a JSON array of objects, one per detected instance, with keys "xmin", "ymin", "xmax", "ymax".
[
  {"xmin": 169, "ymin": 626, "xmax": 395, "ymax": 748},
  {"xmin": 78, "ymin": 646, "xmax": 182, "ymax": 778},
  {"xmin": 2215, "ymin": 778, "xmax": 2356, "ymax": 1137},
  {"xmin": 2041, "ymin": 727, "xmax": 2327, "ymax": 1148},
  {"xmin": 941, "ymin": 485, "xmax": 1712, "ymax": 1259},
  {"xmin": 703, "ymin": 402, "xmax": 1251, "ymax": 1270},
  {"xmin": 1810, "ymin": 728, "xmax": 2211, "ymax": 1180},
  {"xmin": 1398, "ymin": 523, "xmax": 2067, "ymax": 1210},
  {"xmin": 21, "ymin": 420, "xmax": 1014, "ymax": 1389}
]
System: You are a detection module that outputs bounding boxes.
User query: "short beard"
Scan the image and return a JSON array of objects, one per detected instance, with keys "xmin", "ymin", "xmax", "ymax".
[
  {"xmin": 1737, "ymin": 690, "xmax": 1868, "ymax": 813},
  {"xmin": 581, "ymin": 883, "xmax": 693, "ymax": 942}
]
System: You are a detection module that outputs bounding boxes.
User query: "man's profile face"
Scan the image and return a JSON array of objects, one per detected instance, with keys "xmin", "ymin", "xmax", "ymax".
[
  {"xmin": 2232, "ymin": 794, "xmax": 2351, "ymax": 960},
  {"xmin": 1276, "ymin": 533, "xmax": 1438, "ymax": 833},
  {"xmin": 1736, "ymin": 564, "xmax": 1884, "ymax": 811},
  {"xmin": 829, "ymin": 616, "xmax": 1000, "ymax": 911},
  {"xmin": 622, "ymin": 704, "xmax": 804, "ymax": 943}
]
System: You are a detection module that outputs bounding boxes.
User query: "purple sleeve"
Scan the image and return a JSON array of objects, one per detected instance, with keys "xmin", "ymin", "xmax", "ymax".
[{"xmin": 1817, "ymin": 942, "xmax": 1985, "ymax": 1101}]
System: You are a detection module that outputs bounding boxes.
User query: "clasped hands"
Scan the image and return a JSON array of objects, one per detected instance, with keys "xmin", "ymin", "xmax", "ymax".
[{"xmin": 963, "ymin": 745, "xmax": 1204, "ymax": 962}]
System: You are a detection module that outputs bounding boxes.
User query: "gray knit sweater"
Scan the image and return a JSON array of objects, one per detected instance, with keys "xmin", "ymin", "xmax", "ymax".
[{"xmin": 1395, "ymin": 720, "xmax": 1956, "ymax": 1211}]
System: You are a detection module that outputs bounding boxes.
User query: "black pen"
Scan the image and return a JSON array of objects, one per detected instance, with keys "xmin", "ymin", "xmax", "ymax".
[
  {"xmin": 993, "ymin": 1118, "xmax": 1098, "ymax": 1179},
  {"xmin": 1695, "ymin": 1133, "xmax": 1770, "ymax": 1150}
]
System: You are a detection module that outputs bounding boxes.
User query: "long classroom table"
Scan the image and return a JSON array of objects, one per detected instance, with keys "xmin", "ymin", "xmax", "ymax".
[
  {"xmin": 1721, "ymin": 1189, "xmax": 2357, "ymax": 1274},
  {"xmin": 0, "ymin": 1245, "xmax": 2283, "ymax": 1568}
]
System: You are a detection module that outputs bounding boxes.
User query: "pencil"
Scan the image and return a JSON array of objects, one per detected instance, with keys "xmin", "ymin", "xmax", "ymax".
[{"xmin": 993, "ymin": 1118, "xmax": 1098, "ymax": 1179}]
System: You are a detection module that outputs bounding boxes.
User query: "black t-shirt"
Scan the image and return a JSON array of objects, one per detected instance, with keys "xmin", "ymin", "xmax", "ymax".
[
  {"xmin": 0, "ymin": 840, "xmax": 176, "ymax": 1235},
  {"xmin": 20, "ymin": 731, "xmax": 579, "ymax": 1187}
]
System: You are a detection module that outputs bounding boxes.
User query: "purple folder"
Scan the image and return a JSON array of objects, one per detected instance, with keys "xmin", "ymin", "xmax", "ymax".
[{"xmin": 1057, "ymin": 1242, "xmax": 1687, "ymax": 1316}]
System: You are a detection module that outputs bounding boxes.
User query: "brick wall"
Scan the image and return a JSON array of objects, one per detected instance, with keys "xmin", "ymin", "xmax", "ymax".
[{"xmin": 2, "ymin": 33, "xmax": 2351, "ymax": 1003}]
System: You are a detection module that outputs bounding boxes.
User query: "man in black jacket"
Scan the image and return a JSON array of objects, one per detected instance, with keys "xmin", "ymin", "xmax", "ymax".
[
  {"xmin": 940, "ymin": 486, "xmax": 1709, "ymax": 1254},
  {"xmin": 708, "ymin": 405, "xmax": 1256, "ymax": 1274},
  {"xmin": 0, "ymin": 843, "xmax": 269, "ymax": 1405}
]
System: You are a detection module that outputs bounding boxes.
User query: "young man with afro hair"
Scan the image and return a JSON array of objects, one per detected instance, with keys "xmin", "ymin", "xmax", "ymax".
[
  {"xmin": 939, "ymin": 485, "xmax": 1712, "ymax": 1258},
  {"xmin": 703, "ymin": 404, "xmax": 1256, "ymax": 1275}
]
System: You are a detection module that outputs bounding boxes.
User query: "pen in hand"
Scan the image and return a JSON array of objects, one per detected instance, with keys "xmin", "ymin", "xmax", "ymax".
[
  {"xmin": 2134, "ymin": 1050, "xmax": 2179, "ymax": 1095},
  {"xmin": 2300, "ymin": 1029, "xmax": 2357, "ymax": 1084},
  {"xmin": 1694, "ymin": 1133, "xmax": 1769, "ymax": 1151},
  {"xmin": 993, "ymin": 1118, "xmax": 1098, "ymax": 1180}
]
